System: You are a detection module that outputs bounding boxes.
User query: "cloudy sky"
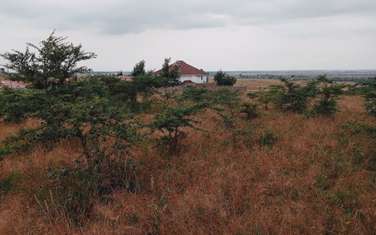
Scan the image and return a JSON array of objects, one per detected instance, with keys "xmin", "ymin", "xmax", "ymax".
[{"xmin": 1, "ymin": 0, "xmax": 376, "ymax": 71}]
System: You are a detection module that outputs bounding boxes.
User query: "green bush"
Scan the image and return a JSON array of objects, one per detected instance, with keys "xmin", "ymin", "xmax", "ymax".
[
  {"xmin": 0, "ymin": 127, "xmax": 69, "ymax": 157},
  {"xmin": 180, "ymin": 87, "xmax": 211, "ymax": 104},
  {"xmin": 158, "ymin": 58, "xmax": 181, "ymax": 86},
  {"xmin": 210, "ymin": 88, "xmax": 240, "ymax": 108},
  {"xmin": 365, "ymin": 91, "xmax": 376, "ymax": 117},
  {"xmin": 250, "ymin": 86, "xmax": 283, "ymax": 110},
  {"xmin": 209, "ymin": 89, "xmax": 241, "ymax": 130},
  {"xmin": 259, "ymin": 130, "xmax": 278, "ymax": 148},
  {"xmin": 0, "ymin": 88, "xmax": 45, "ymax": 122},
  {"xmin": 312, "ymin": 98, "xmax": 337, "ymax": 116},
  {"xmin": 311, "ymin": 78, "xmax": 343, "ymax": 116},
  {"xmin": 0, "ymin": 172, "xmax": 21, "ymax": 198},
  {"xmin": 131, "ymin": 60, "xmax": 146, "ymax": 77},
  {"xmin": 214, "ymin": 71, "xmax": 237, "ymax": 86},
  {"xmin": 152, "ymin": 104, "xmax": 205, "ymax": 155},
  {"xmin": 273, "ymin": 79, "xmax": 313, "ymax": 113},
  {"xmin": 240, "ymin": 103, "xmax": 258, "ymax": 120}
]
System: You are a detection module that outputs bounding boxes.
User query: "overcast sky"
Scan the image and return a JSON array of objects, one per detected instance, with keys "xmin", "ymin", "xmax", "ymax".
[{"xmin": 1, "ymin": 0, "xmax": 376, "ymax": 71}]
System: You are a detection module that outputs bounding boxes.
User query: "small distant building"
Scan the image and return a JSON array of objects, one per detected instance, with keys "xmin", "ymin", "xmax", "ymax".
[{"xmin": 157, "ymin": 60, "xmax": 209, "ymax": 84}]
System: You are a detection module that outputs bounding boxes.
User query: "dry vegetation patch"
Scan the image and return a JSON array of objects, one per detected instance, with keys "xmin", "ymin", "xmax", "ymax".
[{"xmin": 1, "ymin": 81, "xmax": 375, "ymax": 234}]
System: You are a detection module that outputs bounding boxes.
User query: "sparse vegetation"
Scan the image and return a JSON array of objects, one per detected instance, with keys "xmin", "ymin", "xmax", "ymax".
[{"xmin": 0, "ymin": 35, "xmax": 376, "ymax": 235}]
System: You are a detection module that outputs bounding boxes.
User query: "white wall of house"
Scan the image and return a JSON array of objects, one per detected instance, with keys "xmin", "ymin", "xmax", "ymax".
[{"xmin": 179, "ymin": 75, "xmax": 208, "ymax": 84}]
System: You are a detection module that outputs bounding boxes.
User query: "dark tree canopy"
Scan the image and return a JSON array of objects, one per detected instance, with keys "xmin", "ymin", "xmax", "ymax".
[
  {"xmin": 161, "ymin": 58, "xmax": 172, "ymax": 78},
  {"xmin": 131, "ymin": 60, "xmax": 146, "ymax": 77},
  {"xmin": 158, "ymin": 58, "xmax": 180, "ymax": 86},
  {"xmin": 1, "ymin": 32, "xmax": 96, "ymax": 89},
  {"xmin": 161, "ymin": 58, "xmax": 180, "ymax": 79},
  {"xmin": 214, "ymin": 71, "xmax": 237, "ymax": 86}
]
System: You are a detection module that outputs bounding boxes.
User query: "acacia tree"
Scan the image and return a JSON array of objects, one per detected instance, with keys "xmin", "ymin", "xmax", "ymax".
[
  {"xmin": 152, "ymin": 104, "xmax": 204, "ymax": 155},
  {"xmin": 1, "ymin": 32, "xmax": 96, "ymax": 89},
  {"xmin": 312, "ymin": 76, "xmax": 343, "ymax": 116},
  {"xmin": 273, "ymin": 79, "xmax": 314, "ymax": 113}
]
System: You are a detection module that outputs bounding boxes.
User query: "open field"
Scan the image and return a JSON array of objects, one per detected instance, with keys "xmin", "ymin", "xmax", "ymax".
[{"xmin": 1, "ymin": 79, "xmax": 376, "ymax": 234}]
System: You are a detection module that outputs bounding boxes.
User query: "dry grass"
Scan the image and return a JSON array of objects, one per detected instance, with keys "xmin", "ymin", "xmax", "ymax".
[{"xmin": 1, "ymin": 79, "xmax": 376, "ymax": 234}]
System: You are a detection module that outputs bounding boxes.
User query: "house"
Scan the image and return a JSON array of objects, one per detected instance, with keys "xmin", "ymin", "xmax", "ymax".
[{"xmin": 157, "ymin": 60, "xmax": 209, "ymax": 84}]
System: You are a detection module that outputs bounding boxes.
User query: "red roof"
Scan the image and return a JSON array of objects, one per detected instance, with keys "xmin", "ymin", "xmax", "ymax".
[{"xmin": 156, "ymin": 60, "xmax": 207, "ymax": 76}]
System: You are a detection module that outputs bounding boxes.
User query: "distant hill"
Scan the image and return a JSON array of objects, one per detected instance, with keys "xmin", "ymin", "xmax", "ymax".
[{"xmin": 208, "ymin": 70, "xmax": 376, "ymax": 81}]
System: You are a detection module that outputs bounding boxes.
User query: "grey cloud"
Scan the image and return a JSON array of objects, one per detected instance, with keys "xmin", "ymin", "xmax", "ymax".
[{"xmin": 1, "ymin": 0, "xmax": 376, "ymax": 34}]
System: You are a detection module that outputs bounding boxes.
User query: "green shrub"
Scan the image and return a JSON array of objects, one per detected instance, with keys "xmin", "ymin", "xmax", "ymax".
[
  {"xmin": 273, "ymin": 79, "xmax": 313, "ymax": 113},
  {"xmin": 250, "ymin": 86, "xmax": 283, "ymax": 110},
  {"xmin": 131, "ymin": 60, "xmax": 146, "ymax": 77},
  {"xmin": 365, "ymin": 91, "xmax": 376, "ymax": 117},
  {"xmin": 158, "ymin": 58, "xmax": 181, "ymax": 86},
  {"xmin": 240, "ymin": 103, "xmax": 258, "ymax": 120},
  {"xmin": 208, "ymin": 89, "xmax": 241, "ymax": 130},
  {"xmin": 45, "ymin": 167, "xmax": 98, "ymax": 225},
  {"xmin": 312, "ymin": 98, "xmax": 337, "ymax": 116},
  {"xmin": 259, "ymin": 130, "xmax": 278, "ymax": 148},
  {"xmin": 180, "ymin": 87, "xmax": 211, "ymax": 103},
  {"xmin": 214, "ymin": 71, "xmax": 237, "ymax": 86},
  {"xmin": 210, "ymin": 88, "xmax": 240, "ymax": 107},
  {"xmin": 0, "ymin": 172, "xmax": 21, "ymax": 197},
  {"xmin": 152, "ymin": 104, "xmax": 205, "ymax": 155},
  {"xmin": 311, "ymin": 79, "xmax": 343, "ymax": 116},
  {"xmin": 0, "ymin": 88, "xmax": 45, "ymax": 122}
]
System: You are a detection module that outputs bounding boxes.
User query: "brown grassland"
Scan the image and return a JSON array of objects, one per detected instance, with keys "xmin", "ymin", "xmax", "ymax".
[{"xmin": 1, "ymin": 79, "xmax": 376, "ymax": 234}]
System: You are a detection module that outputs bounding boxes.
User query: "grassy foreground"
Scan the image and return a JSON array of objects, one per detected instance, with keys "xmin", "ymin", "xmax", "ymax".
[{"xmin": 0, "ymin": 79, "xmax": 375, "ymax": 234}]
